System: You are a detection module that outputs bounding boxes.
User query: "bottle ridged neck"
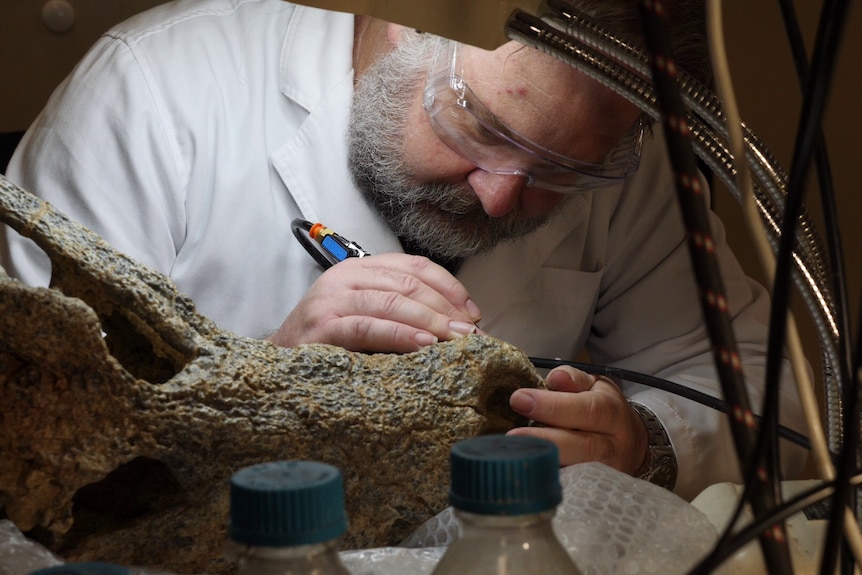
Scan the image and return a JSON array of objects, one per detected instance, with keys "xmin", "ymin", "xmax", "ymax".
[{"xmin": 454, "ymin": 508, "xmax": 558, "ymax": 528}]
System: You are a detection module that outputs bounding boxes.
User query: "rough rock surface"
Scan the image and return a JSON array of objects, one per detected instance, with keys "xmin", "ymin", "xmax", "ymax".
[{"xmin": 0, "ymin": 174, "xmax": 543, "ymax": 573}]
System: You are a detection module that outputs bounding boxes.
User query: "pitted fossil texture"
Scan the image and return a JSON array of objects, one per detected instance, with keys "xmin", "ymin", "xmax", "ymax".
[{"xmin": 0, "ymin": 174, "xmax": 541, "ymax": 574}]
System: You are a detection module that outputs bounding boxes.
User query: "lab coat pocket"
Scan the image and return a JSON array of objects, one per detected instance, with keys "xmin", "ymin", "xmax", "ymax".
[{"xmin": 483, "ymin": 264, "xmax": 604, "ymax": 359}]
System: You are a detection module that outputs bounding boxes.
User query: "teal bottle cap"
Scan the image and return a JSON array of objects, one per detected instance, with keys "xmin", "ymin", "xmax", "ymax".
[
  {"xmin": 29, "ymin": 563, "xmax": 130, "ymax": 575},
  {"xmin": 449, "ymin": 435, "xmax": 562, "ymax": 515},
  {"xmin": 229, "ymin": 460, "xmax": 347, "ymax": 546}
]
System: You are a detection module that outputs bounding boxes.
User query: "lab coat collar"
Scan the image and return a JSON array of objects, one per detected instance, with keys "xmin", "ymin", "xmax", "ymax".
[
  {"xmin": 279, "ymin": 5, "xmax": 351, "ymax": 113},
  {"xmin": 272, "ymin": 4, "xmax": 404, "ymax": 256}
]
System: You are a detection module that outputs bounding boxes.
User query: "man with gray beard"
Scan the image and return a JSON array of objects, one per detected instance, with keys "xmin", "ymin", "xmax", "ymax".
[
  {"xmin": 348, "ymin": 31, "xmax": 554, "ymax": 261},
  {"xmin": 1, "ymin": 0, "xmax": 806, "ymax": 499}
]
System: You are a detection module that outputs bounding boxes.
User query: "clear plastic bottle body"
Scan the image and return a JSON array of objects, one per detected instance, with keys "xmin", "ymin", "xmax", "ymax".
[
  {"xmin": 431, "ymin": 509, "xmax": 580, "ymax": 575},
  {"xmin": 227, "ymin": 539, "xmax": 351, "ymax": 575}
]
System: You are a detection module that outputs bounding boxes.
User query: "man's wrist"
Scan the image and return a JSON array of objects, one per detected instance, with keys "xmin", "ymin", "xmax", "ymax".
[{"xmin": 628, "ymin": 401, "xmax": 678, "ymax": 490}]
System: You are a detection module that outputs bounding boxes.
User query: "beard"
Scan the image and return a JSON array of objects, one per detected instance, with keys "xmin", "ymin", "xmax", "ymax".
[{"xmin": 348, "ymin": 34, "xmax": 559, "ymax": 261}]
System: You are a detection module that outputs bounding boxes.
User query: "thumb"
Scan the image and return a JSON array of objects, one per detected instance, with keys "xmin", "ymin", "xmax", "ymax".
[{"xmin": 546, "ymin": 365, "xmax": 596, "ymax": 393}]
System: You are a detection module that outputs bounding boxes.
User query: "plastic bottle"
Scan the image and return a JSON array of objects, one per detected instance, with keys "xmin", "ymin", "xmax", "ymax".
[
  {"xmin": 29, "ymin": 563, "xmax": 131, "ymax": 575},
  {"xmin": 226, "ymin": 460, "xmax": 351, "ymax": 575},
  {"xmin": 430, "ymin": 435, "xmax": 583, "ymax": 575}
]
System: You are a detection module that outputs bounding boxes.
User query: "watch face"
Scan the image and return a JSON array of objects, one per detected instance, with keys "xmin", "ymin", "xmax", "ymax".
[
  {"xmin": 653, "ymin": 467, "xmax": 675, "ymax": 484},
  {"xmin": 647, "ymin": 455, "xmax": 677, "ymax": 489}
]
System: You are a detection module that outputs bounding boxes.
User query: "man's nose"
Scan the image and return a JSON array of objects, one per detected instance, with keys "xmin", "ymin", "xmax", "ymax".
[{"xmin": 467, "ymin": 170, "xmax": 528, "ymax": 217}]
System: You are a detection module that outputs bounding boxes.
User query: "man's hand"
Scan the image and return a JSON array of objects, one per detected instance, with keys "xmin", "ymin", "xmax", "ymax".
[
  {"xmin": 267, "ymin": 253, "xmax": 483, "ymax": 352},
  {"xmin": 507, "ymin": 365, "xmax": 649, "ymax": 476}
]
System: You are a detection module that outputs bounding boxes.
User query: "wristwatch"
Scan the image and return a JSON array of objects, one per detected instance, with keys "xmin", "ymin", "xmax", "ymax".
[{"xmin": 629, "ymin": 401, "xmax": 678, "ymax": 490}]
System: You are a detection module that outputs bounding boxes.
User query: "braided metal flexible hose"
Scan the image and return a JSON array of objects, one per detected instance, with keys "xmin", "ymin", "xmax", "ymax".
[{"xmin": 505, "ymin": 5, "xmax": 844, "ymax": 456}]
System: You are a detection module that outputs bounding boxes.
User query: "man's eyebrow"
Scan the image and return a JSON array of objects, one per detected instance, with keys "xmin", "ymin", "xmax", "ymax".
[
  {"xmin": 467, "ymin": 91, "xmax": 519, "ymax": 139},
  {"xmin": 484, "ymin": 113, "xmax": 516, "ymax": 138}
]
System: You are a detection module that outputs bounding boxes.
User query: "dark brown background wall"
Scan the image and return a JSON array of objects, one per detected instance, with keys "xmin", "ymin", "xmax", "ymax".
[{"xmin": 713, "ymin": 4, "xmax": 860, "ymax": 441}]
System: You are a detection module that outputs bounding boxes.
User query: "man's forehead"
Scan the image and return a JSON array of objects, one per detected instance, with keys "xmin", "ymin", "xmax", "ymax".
[
  {"xmin": 458, "ymin": 40, "xmax": 640, "ymax": 160},
  {"xmin": 463, "ymin": 41, "xmax": 586, "ymax": 97}
]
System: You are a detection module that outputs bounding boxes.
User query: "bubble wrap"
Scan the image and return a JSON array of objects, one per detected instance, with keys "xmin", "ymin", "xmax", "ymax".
[
  {"xmin": 0, "ymin": 520, "xmax": 177, "ymax": 575},
  {"xmin": 401, "ymin": 462, "xmax": 722, "ymax": 575},
  {"xmin": 0, "ymin": 519, "xmax": 63, "ymax": 575},
  {"xmin": 2, "ymin": 464, "xmax": 725, "ymax": 574},
  {"xmin": 341, "ymin": 547, "xmax": 445, "ymax": 575}
]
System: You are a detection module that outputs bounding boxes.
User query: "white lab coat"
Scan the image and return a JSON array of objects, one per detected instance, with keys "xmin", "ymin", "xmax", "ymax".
[{"xmin": 1, "ymin": 0, "xmax": 805, "ymax": 500}]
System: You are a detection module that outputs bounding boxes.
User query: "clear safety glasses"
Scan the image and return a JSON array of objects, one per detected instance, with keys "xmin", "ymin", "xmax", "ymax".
[{"xmin": 422, "ymin": 39, "xmax": 645, "ymax": 193}]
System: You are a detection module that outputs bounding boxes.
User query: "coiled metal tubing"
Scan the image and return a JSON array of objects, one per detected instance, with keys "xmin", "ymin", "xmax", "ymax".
[{"xmin": 505, "ymin": 4, "xmax": 845, "ymax": 456}]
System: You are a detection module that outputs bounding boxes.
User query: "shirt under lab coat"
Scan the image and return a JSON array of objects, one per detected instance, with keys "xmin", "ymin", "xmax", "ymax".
[{"xmin": 0, "ymin": 0, "xmax": 806, "ymax": 501}]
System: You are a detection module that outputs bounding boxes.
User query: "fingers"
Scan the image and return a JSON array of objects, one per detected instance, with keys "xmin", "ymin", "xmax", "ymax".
[
  {"xmin": 270, "ymin": 253, "xmax": 484, "ymax": 352},
  {"xmin": 325, "ymin": 255, "xmax": 483, "ymax": 346},
  {"xmin": 316, "ymin": 315, "xmax": 481, "ymax": 353},
  {"xmin": 508, "ymin": 368, "xmax": 648, "ymax": 474},
  {"xmin": 507, "ymin": 392, "xmax": 644, "ymax": 473},
  {"xmin": 511, "ymin": 370, "xmax": 623, "ymax": 433},
  {"xmin": 510, "ymin": 388, "xmax": 623, "ymax": 435},
  {"xmin": 341, "ymin": 254, "xmax": 481, "ymax": 324},
  {"xmin": 545, "ymin": 365, "xmax": 598, "ymax": 393}
]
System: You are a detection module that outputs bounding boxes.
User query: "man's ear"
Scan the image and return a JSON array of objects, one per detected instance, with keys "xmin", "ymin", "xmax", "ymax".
[{"xmin": 386, "ymin": 22, "xmax": 411, "ymax": 44}]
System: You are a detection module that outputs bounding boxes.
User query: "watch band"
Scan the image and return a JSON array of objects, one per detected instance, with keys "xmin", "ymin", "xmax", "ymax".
[{"xmin": 629, "ymin": 401, "xmax": 678, "ymax": 490}]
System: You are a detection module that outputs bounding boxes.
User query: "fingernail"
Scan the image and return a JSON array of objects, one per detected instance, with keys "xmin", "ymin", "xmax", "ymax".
[
  {"xmin": 546, "ymin": 368, "xmax": 575, "ymax": 390},
  {"xmin": 509, "ymin": 390, "xmax": 536, "ymax": 414},
  {"xmin": 465, "ymin": 298, "xmax": 482, "ymax": 322},
  {"xmin": 415, "ymin": 332, "xmax": 438, "ymax": 347},
  {"xmin": 449, "ymin": 320, "xmax": 478, "ymax": 337}
]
